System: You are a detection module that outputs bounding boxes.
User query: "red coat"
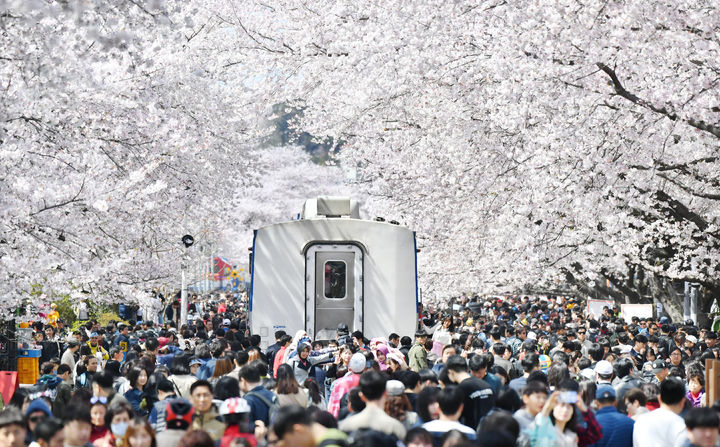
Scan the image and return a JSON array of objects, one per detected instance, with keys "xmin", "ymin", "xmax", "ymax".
[{"xmin": 220, "ymin": 425, "xmax": 256, "ymax": 447}]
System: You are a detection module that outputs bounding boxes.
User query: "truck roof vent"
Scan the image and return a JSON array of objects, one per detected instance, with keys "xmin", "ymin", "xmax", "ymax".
[{"xmin": 301, "ymin": 197, "xmax": 360, "ymax": 219}]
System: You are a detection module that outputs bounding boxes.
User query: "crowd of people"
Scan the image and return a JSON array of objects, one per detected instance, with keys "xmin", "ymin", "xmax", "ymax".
[{"xmin": 1, "ymin": 292, "xmax": 719, "ymax": 447}]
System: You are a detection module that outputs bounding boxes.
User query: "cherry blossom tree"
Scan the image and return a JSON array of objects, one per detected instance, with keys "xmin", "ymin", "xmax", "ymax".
[
  {"xmin": 5, "ymin": 0, "xmax": 720, "ymax": 323},
  {"xmin": 0, "ymin": 1, "xmax": 265, "ymax": 314},
  {"xmin": 206, "ymin": 0, "xmax": 720, "ymax": 319}
]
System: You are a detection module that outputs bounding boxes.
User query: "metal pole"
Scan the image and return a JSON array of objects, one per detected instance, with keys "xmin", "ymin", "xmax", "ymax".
[
  {"xmin": 181, "ymin": 248, "xmax": 188, "ymax": 325},
  {"xmin": 690, "ymin": 258, "xmax": 698, "ymax": 324},
  {"xmin": 684, "ymin": 281, "xmax": 691, "ymax": 322}
]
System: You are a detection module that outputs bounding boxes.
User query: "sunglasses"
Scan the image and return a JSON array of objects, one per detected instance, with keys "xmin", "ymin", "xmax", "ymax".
[
  {"xmin": 29, "ymin": 415, "xmax": 46, "ymax": 423},
  {"xmin": 91, "ymin": 396, "xmax": 108, "ymax": 405}
]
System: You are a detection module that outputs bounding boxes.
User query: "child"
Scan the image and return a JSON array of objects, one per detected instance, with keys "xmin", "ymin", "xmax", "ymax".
[{"xmin": 513, "ymin": 380, "xmax": 549, "ymax": 432}]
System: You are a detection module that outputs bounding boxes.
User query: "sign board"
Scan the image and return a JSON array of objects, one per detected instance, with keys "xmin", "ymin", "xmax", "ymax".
[
  {"xmin": 586, "ymin": 299, "xmax": 614, "ymax": 319},
  {"xmin": 621, "ymin": 304, "xmax": 653, "ymax": 323}
]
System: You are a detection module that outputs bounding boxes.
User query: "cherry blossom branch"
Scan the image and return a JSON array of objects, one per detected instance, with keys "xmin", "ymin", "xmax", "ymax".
[
  {"xmin": 657, "ymin": 172, "xmax": 720, "ymax": 200},
  {"xmin": 29, "ymin": 177, "xmax": 86, "ymax": 216},
  {"xmin": 596, "ymin": 63, "xmax": 720, "ymax": 139}
]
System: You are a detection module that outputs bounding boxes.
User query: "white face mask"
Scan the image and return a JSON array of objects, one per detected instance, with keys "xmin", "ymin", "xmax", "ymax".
[{"xmin": 111, "ymin": 422, "xmax": 129, "ymax": 437}]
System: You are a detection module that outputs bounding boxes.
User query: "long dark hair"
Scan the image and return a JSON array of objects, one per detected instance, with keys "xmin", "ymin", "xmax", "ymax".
[
  {"xmin": 549, "ymin": 402, "xmax": 578, "ymax": 433},
  {"xmin": 304, "ymin": 377, "xmax": 323, "ymax": 405},
  {"xmin": 276, "ymin": 364, "xmax": 300, "ymax": 395},
  {"xmin": 127, "ymin": 366, "xmax": 147, "ymax": 390}
]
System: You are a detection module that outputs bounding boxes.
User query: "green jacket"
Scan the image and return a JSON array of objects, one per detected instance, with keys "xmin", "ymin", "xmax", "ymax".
[
  {"xmin": 53, "ymin": 380, "xmax": 73, "ymax": 418},
  {"xmin": 408, "ymin": 342, "xmax": 427, "ymax": 372}
]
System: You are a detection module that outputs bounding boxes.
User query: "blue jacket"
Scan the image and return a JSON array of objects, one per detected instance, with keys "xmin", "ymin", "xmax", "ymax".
[
  {"xmin": 197, "ymin": 358, "xmax": 216, "ymax": 380},
  {"xmin": 124, "ymin": 388, "xmax": 147, "ymax": 416},
  {"xmin": 244, "ymin": 385, "xmax": 277, "ymax": 426},
  {"xmin": 590, "ymin": 406, "xmax": 634, "ymax": 447}
]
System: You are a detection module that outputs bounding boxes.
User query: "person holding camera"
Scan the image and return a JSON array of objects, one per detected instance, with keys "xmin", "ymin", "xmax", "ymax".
[
  {"xmin": 524, "ymin": 389, "xmax": 579, "ymax": 447},
  {"xmin": 523, "ymin": 379, "xmax": 601, "ymax": 447}
]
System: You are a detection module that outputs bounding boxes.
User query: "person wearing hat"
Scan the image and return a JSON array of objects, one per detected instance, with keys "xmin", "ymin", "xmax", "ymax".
[
  {"xmin": 594, "ymin": 360, "xmax": 614, "ymax": 385},
  {"xmin": 87, "ymin": 332, "xmax": 109, "ymax": 361},
  {"xmin": 25, "ymin": 398, "xmax": 53, "ymax": 445},
  {"xmin": 384, "ymin": 379, "xmax": 419, "ymax": 431},
  {"xmin": 327, "ymin": 353, "xmax": 366, "ymax": 418},
  {"xmin": 408, "ymin": 330, "xmax": 429, "ymax": 372},
  {"xmin": 651, "ymin": 359, "xmax": 670, "ymax": 385},
  {"xmin": 187, "ymin": 357, "xmax": 203, "ymax": 378},
  {"xmin": 287, "ymin": 342, "xmax": 334, "ymax": 386},
  {"xmin": 592, "ymin": 385, "xmax": 634, "ymax": 447},
  {"xmin": 218, "ymin": 397, "xmax": 256, "ymax": 447}
]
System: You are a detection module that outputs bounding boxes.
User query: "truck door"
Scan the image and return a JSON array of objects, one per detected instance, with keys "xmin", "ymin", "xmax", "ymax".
[{"xmin": 305, "ymin": 244, "xmax": 363, "ymax": 340}]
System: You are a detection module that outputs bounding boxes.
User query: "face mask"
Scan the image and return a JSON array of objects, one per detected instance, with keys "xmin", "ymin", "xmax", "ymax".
[{"xmin": 111, "ymin": 422, "xmax": 128, "ymax": 437}]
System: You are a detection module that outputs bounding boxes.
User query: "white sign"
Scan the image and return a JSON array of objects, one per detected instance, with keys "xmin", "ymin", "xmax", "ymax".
[
  {"xmin": 621, "ymin": 304, "xmax": 653, "ymax": 323},
  {"xmin": 586, "ymin": 299, "xmax": 614, "ymax": 319}
]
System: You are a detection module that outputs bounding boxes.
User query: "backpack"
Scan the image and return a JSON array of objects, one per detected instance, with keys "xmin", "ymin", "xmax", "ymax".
[{"xmin": 245, "ymin": 390, "xmax": 279, "ymax": 425}]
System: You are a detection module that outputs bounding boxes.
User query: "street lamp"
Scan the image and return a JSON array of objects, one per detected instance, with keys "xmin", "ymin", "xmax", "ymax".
[{"xmin": 181, "ymin": 235, "xmax": 194, "ymax": 325}]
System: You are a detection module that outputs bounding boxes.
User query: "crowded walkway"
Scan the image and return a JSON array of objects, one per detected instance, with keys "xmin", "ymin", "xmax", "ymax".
[{"xmin": 1, "ymin": 292, "xmax": 718, "ymax": 447}]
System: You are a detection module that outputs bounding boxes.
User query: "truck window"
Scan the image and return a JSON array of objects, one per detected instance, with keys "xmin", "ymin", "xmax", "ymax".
[{"xmin": 324, "ymin": 261, "xmax": 346, "ymax": 299}]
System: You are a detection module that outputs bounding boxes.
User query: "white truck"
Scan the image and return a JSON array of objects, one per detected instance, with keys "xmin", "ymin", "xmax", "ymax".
[{"xmin": 249, "ymin": 197, "xmax": 418, "ymax": 347}]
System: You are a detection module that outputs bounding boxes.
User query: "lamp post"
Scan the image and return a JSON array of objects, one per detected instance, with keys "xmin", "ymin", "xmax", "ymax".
[{"xmin": 181, "ymin": 235, "xmax": 195, "ymax": 325}]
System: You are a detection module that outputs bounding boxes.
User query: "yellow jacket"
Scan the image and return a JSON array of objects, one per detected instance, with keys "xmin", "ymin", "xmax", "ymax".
[{"xmin": 87, "ymin": 341, "xmax": 109, "ymax": 360}]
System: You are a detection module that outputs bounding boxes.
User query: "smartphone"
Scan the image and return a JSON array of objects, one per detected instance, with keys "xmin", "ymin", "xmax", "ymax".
[{"xmin": 559, "ymin": 391, "xmax": 578, "ymax": 404}]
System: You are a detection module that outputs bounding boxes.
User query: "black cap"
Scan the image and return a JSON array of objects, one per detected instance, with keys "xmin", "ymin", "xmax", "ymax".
[
  {"xmin": 415, "ymin": 329, "xmax": 428, "ymax": 338},
  {"xmin": 652, "ymin": 359, "xmax": 668, "ymax": 373}
]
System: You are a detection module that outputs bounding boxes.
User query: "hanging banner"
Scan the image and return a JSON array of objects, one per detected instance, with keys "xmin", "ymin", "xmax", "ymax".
[
  {"xmin": 621, "ymin": 304, "xmax": 653, "ymax": 323},
  {"xmin": 586, "ymin": 299, "xmax": 614, "ymax": 319}
]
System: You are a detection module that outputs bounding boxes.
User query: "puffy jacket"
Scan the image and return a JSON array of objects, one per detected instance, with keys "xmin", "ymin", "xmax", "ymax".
[{"xmin": 192, "ymin": 406, "xmax": 226, "ymax": 441}]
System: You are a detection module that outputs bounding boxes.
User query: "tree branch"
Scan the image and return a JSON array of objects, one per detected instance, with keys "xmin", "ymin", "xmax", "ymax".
[{"xmin": 596, "ymin": 63, "xmax": 720, "ymax": 139}]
